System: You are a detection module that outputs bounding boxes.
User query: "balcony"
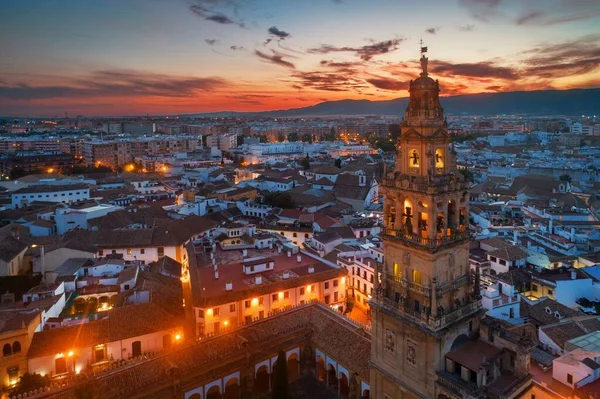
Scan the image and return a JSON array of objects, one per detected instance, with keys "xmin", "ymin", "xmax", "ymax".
[
  {"xmin": 387, "ymin": 272, "xmax": 472, "ymax": 297},
  {"xmin": 436, "ymin": 370, "xmax": 482, "ymax": 398},
  {"xmin": 388, "ymin": 273, "xmax": 431, "ymax": 295},
  {"xmin": 382, "ymin": 227, "xmax": 471, "ymax": 251},
  {"xmin": 381, "ymin": 174, "xmax": 469, "ymax": 195},
  {"xmin": 379, "ymin": 297, "xmax": 482, "ymax": 331}
]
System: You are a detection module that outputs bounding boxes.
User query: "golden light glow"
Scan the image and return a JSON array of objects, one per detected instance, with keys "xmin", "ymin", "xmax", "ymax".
[
  {"xmin": 175, "ymin": 333, "xmax": 182, "ymax": 341},
  {"xmin": 306, "ymin": 285, "xmax": 311, "ymax": 293},
  {"xmin": 124, "ymin": 164, "xmax": 135, "ymax": 172},
  {"xmin": 161, "ymin": 166, "xmax": 167, "ymax": 172},
  {"xmin": 31, "ymin": 244, "xmax": 38, "ymax": 248},
  {"xmin": 278, "ymin": 292, "xmax": 284, "ymax": 299},
  {"xmin": 251, "ymin": 297, "xmax": 258, "ymax": 306},
  {"xmin": 207, "ymin": 308, "xmax": 213, "ymax": 316},
  {"xmin": 47, "ymin": 168, "xmax": 55, "ymax": 173},
  {"xmin": 341, "ymin": 277, "xmax": 346, "ymax": 285},
  {"xmin": 223, "ymin": 320, "xmax": 229, "ymax": 326},
  {"xmin": 67, "ymin": 351, "xmax": 74, "ymax": 357},
  {"xmin": 10, "ymin": 379, "xmax": 17, "ymax": 386}
]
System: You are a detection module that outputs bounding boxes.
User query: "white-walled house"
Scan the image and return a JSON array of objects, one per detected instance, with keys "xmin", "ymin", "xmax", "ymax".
[
  {"xmin": 63, "ymin": 215, "xmax": 217, "ymax": 266},
  {"xmin": 27, "ymin": 303, "xmax": 183, "ymax": 377},
  {"xmin": 553, "ymin": 349, "xmax": 600, "ymax": 390},
  {"xmin": 11, "ymin": 184, "xmax": 90, "ymax": 208},
  {"xmin": 487, "ymin": 245, "xmax": 528, "ymax": 275}
]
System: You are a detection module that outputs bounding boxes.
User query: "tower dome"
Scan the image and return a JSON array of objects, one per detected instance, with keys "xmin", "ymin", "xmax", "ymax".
[{"xmin": 405, "ymin": 54, "xmax": 444, "ymax": 122}]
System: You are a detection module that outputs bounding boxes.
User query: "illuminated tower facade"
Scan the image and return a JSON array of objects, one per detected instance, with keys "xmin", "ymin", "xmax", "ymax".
[{"xmin": 369, "ymin": 51, "xmax": 482, "ymax": 398}]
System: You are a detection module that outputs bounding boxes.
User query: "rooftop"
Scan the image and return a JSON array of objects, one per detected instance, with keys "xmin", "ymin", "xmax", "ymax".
[{"xmin": 189, "ymin": 245, "xmax": 343, "ymax": 307}]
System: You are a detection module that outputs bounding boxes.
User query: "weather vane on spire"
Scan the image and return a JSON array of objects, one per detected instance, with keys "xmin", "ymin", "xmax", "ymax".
[
  {"xmin": 419, "ymin": 39, "xmax": 428, "ymax": 76},
  {"xmin": 420, "ymin": 39, "xmax": 428, "ymax": 55}
]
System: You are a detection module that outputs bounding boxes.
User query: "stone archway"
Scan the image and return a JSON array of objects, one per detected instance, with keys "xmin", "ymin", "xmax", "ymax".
[
  {"xmin": 206, "ymin": 385, "xmax": 221, "ymax": 399},
  {"xmin": 362, "ymin": 389, "xmax": 370, "ymax": 399},
  {"xmin": 287, "ymin": 353, "xmax": 299, "ymax": 381},
  {"xmin": 327, "ymin": 364, "xmax": 337, "ymax": 391},
  {"xmin": 224, "ymin": 377, "xmax": 239, "ymax": 399},
  {"xmin": 254, "ymin": 365, "xmax": 270, "ymax": 395},
  {"xmin": 451, "ymin": 334, "xmax": 469, "ymax": 350},
  {"xmin": 339, "ymin": 372, "xmax": 349, "ymax": 398},
  {"xmin": 317, "ymin": 356, "xmax": 326, "ymax": 382}
]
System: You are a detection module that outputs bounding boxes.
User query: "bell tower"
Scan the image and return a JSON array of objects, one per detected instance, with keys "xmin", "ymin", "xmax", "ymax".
[{"xmin": 369, "ymin": 48, "xmax": 482, "ymax": 399}]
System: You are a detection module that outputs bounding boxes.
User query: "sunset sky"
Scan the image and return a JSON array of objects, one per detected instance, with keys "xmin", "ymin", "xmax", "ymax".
[{"xmin": 1, "ymin": 0, "xmax": 599, "ymax": 117}]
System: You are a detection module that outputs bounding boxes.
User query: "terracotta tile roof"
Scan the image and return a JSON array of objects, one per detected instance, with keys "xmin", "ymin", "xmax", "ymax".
[
  {"xmin": 188, "ymin": 245, "xmax": 345, "ymax": 307},
  {"xmin": 521, "ymin": 298, "xmax": 579, "ymax": 326},
  {"xmin": 63, "ymin": 215, "xmax": 217, "ymax": 248},
  {"xmin": 50, "ymin": 304, "xmax": 369, "ymax": 398},
  {"xmin": 27, "ymin": 302, "xmax": 182, "ymax": 358},
  {"xmin": 446, "ymin": 339, "xmax": 502, "ymax": 371},
  {"xmin": 487, "ymin": 245, "xmax": 528, "ymax": 261}
]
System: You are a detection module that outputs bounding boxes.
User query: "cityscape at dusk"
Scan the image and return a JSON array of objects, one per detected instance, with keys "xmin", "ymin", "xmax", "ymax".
[
  {"xmin": 1, "ymin": 0, "xmax": 600, "ymax": 116},
  {"xmin": 1, "ymin": 1, "xmax": 600, "ymax": 399}
]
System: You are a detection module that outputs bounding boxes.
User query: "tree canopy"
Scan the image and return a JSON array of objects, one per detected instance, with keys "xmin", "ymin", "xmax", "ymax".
[{"xmin": 272, "ymin": 350, "xmax": 289, "ymax": 399}]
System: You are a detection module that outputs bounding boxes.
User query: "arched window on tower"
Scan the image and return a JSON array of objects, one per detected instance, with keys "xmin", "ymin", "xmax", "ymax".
[
  {"xmin": 409, "ymin": 149, "xmax": 420, "ymax": 168},
  {"xmin": 435, "ymin": 149, "xmax": 444, "ymax": 170}
]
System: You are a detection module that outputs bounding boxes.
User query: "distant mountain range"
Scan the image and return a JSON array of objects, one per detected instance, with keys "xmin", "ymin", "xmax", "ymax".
[{"xmin": 189, "ymin": 88, "xmax": 600, "ymax": 118}]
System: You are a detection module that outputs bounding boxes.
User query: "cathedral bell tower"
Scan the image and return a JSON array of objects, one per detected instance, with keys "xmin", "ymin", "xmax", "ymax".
[{"xmin": 369, "ymin": 49, "xmax": 483, "ymax": 399}]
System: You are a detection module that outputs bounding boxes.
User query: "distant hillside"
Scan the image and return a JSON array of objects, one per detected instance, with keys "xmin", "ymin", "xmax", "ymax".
[{"xmin": 189, "ymin": 88, "xmax": 600, "ymax": 118}]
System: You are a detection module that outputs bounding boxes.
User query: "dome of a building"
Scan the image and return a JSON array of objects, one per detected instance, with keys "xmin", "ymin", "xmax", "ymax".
[{"xmin": 404, "ymin": 54, "xmax": 443, "ymax": 120}]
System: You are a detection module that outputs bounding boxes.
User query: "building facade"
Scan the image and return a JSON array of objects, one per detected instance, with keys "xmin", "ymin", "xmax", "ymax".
[{"xmin": 369, "ymin": 53, "xmax": 483, "ymax": 399}]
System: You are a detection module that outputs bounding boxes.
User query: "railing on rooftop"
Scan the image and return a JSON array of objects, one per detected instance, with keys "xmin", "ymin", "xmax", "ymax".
[
  {"xmin": 380, "ymin": 297, "xmax": 481, "ymax": 331},
  {"xmin": 381, "ymin": 174, "xmax": 468, "ymax": 194},
  {"xmin": 383, "ymin": 227, "xmax": 471, "ymax": 250}
]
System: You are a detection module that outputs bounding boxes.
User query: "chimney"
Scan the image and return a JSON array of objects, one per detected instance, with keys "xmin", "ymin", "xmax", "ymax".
[
  {"xmin": 283, "ymin": 271, "xmax": 290, "ymax": 279},
  {"xmin": 255, "ymin": 275, "xmax": 262, "ymax": 285},
  {"xmin": 11, "ymin": 226, "xmax": 19, "ymax": 241},
  {"xmin": 214, "ymin": 270, "xmax": 219, "ymax": 280},
  {"xmin": 242, "ymin": 249, "xmax": 247, "ymax": 257},
  {"xmin": 308, "ymin": 266, "xmax": 315, "ymax": 274},
  {"xmin": 278, "ymin": 247, "xmax": 282, "ymax": 254},
  {"xmin": 287, "ymin": 251, "xmax": 291, "ymax": 258},
  {"xmin": 297, "ymin": 254, "xmax": 302, "ymax": 263},
  {"xmin": 548, "ymin": 219, "xmax": 553, "ymax": 234},
  {"xmin": 359, "ymin": 174, "xmax": 366, "ymax": 187},
  {"xmin": 571, "ymin": 269, "xmax": 577, "ymax": 280},
  {"xmin": 225, "ymin": 281, "xmax": 232, "ymax": 291}
]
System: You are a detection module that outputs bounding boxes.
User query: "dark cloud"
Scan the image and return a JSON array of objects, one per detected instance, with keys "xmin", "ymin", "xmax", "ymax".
[
  {"xmin": 515, "ymin": 10, "xmax": 544, "ymax": 25},
  {"xmin": 290, "ymin": 61, "xmax": 368, "ymax": 92},
  {"xmin": 319, "ymin": 60, "xmax": 361, "ymax": 68},
  {"xmin": 254, "ymin": 50, "xmax": 296, "ymax": 69},
  {"xmin": 458, "ymin": 0, "xmax": 502, "ymax": 22},
  {"xmin": 425, "ymin": 27, "xmax": 439, "ymax": 35},
  {"xmin": 366, "ymin": 77, "xmax": 407, "ymax": 91},
  {"xmin": 205, "ymin": 39, "xmax": 218, "ymax": 46},
  {"xmin": 268, "ymin": 26, "xmax": 291, "ymax": 40},
  {"xmin": 515, "ymin": 8, "xmax": 600, "ymax": 26},
  {"xmin": 459, "ymin": 0, "xmax": 600, "ymax": 26},
  {"xmin": 521, "ymin": 35, "xmax": 600, "ymax": 78},
  {"xmin": 459, "ymin": 24, "xmax": 475, "ymax": 31},
  {"xmin": 308, "ymin": 38, "xmax": 404, "ymax": 61},
  {"xmin": 485, "ymin": 85, "xmax": 503, "ymax": 91},
  {"xmin": 188, "ymin": 2, "xmax": 245, "ymax": 28},
  {"xmin": 0, "ymin": 70, "xmax": 228, "ymax": 100},
  {"xmin": 230, "ymin": 45, "xmax": 244, "ymax": 51},
  {"xmin": 432, "ymin": 60, "xmax": 518, "ymax": 79},
  {"xmin": 205, "ymin": 13, "xmax": 234, "ymax": 24}
]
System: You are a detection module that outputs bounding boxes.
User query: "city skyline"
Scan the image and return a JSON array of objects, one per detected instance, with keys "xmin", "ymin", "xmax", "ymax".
[{"xmin": 1, "ymin": 0, "xmax": 599, "ymax": 117}]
